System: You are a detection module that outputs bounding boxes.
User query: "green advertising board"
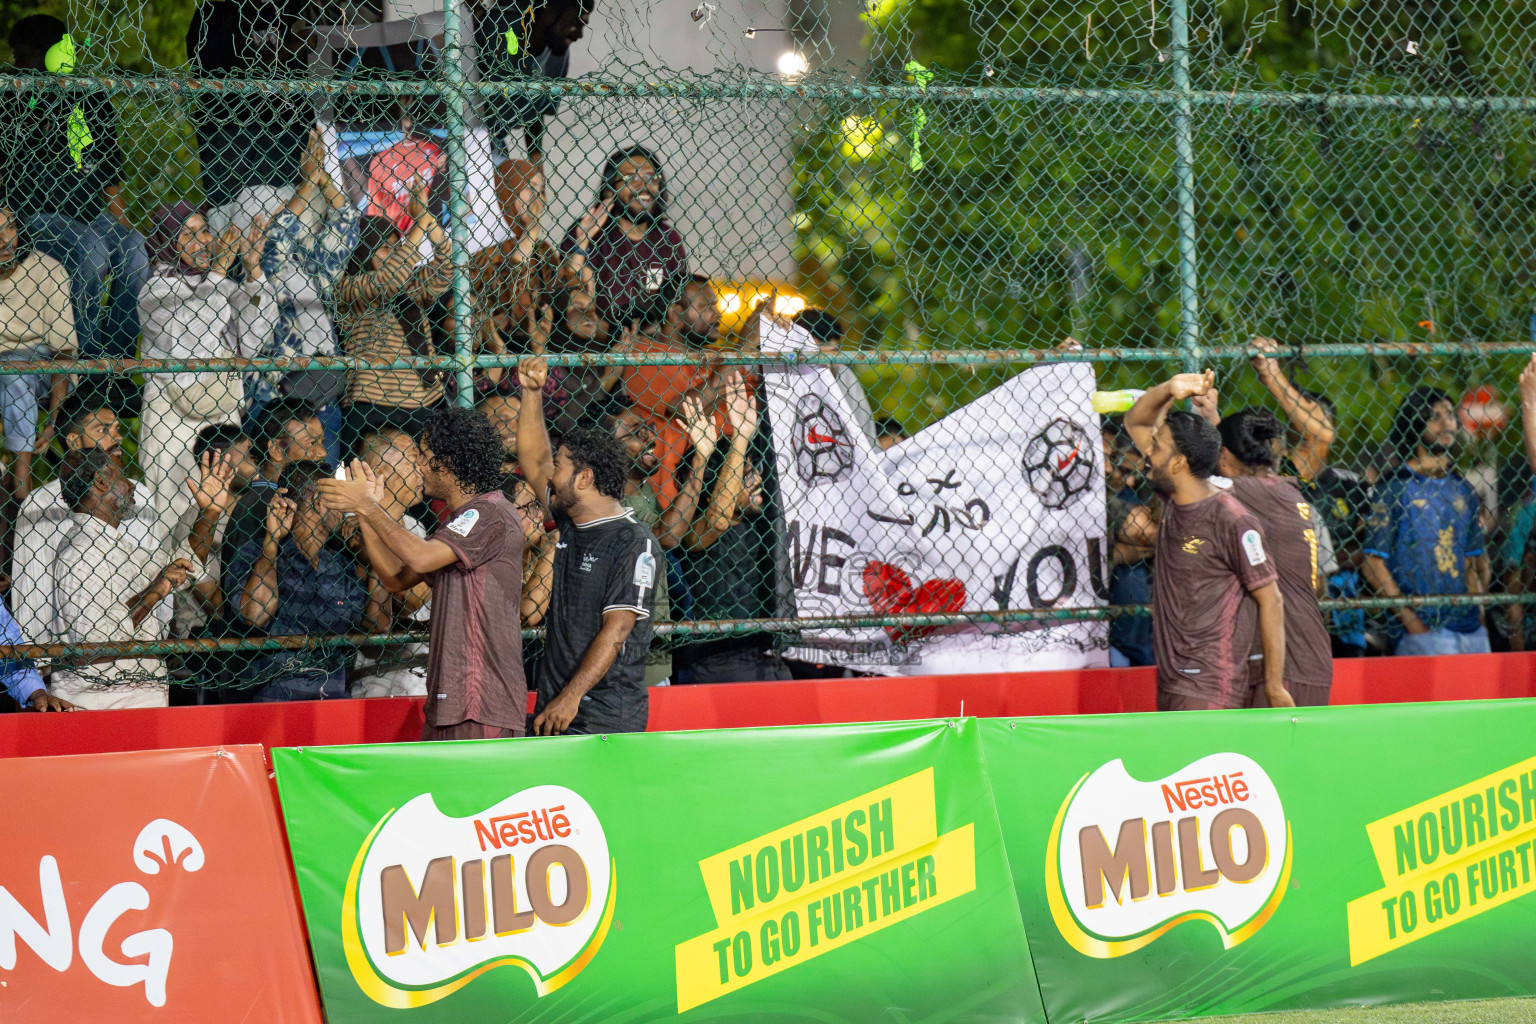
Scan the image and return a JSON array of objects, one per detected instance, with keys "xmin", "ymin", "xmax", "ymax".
[
  {"xmin": 272, "ymin": 719, "xmax": 1047, "ymax": 1022},
  {"xmin": 981, "ymin": 700, "xmax": 1536, "ymax": 1023}
]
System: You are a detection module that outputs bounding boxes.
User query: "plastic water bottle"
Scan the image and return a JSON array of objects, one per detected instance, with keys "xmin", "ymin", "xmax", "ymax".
[{"xmin": 1092, "ymin": 389, "xmax": 1145, "ymax": 414}]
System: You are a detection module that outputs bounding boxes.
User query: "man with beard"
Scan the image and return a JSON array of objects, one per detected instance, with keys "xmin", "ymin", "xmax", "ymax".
[
  {"xmin": 1363, "ymin": 387, "xmax": 1490, "ymax": 655},
  {"xmin": 602, "ymin": 393, "xmax": 720, "ymax": 684},
  {"xmin": 1126, "ymin": 372, "xmax": 1294, "ymax": 710},
  {"xmin": 561, "ymin": 145, "xmax": 689, "ymax": 325},
  {"xmin": 14, "ymin": 392, "xmax": 210, "ymax": 645},
  {"xmin": 517, "ymin": 357, "xmax": 658, "ymax": 735},
  {"xmin": 51, "ymin": 450, "xmax": 198, "ymax": 708},
  {"xmin": 1216, "ymin": 408, "xmax": 1334, "ymax": 706},
  {"xmin": 319, "ymin": 406, "xmax": 528, "ymax": 738}
]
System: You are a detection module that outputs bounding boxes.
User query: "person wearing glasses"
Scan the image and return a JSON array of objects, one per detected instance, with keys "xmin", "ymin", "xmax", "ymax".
[{"xmin": 560, "ymin": 144, "xmax": 690, "ymax": 325}]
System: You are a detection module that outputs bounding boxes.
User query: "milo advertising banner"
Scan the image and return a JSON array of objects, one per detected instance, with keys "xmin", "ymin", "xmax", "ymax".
[
  {"xmin": 272, "ymin": 720, "xmax": 1046, "ymax": 1022},
  {"xmin": 981, "ymin": 700, "xmax": 1536, "ymax": 1023}
]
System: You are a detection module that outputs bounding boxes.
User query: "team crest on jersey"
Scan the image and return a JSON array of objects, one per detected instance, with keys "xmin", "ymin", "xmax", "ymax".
[{"xmin": 1181, "ymin": 536, "xmax": 1206, "ymax": 554}]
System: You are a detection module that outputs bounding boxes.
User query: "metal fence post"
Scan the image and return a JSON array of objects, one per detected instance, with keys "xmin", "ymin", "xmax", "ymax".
[
  {"xmin": 1169, "ymin": 0, "xmax": 1202, "ymax": 374},
  {"xmin": 442, "ymin": 0, "xmax": 476, "ymax": 406}
]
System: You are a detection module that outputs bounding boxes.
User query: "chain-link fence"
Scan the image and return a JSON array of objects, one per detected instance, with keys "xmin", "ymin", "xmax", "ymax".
[{"xmin": 0, "ymin": 0, "xmax": 1530, "ymax": 704}]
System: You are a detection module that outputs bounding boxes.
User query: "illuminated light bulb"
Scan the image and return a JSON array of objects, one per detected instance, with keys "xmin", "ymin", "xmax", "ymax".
[{"xmin": 777, "ymin": 51, "xmax": 808, "ymax": 76}]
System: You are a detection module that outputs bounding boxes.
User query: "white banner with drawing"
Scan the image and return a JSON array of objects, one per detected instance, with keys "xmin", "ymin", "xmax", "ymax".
[{"xmin": 762, "ymin": 323, "xmax": 1109, "ymax": 674}]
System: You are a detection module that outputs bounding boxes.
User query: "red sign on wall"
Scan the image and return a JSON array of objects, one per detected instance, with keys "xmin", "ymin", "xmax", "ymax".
[{"xmin": 0, "ymin": 745, "xmax": 321, "ymax": 1023}]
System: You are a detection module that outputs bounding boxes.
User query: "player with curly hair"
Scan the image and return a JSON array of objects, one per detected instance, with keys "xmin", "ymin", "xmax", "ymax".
[
  {"xmin": 517, "ymin": 355, "xmax": 658, "ymax": 736},
  {"xmin": 318, "ymin": 404, "xmax": 530, "ymax": 740}
]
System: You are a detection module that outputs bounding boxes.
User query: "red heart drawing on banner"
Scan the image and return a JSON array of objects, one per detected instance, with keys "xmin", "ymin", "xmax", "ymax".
[{"xmin": 862, "ymin": 561, "xmax": 966, "ymax": 643}]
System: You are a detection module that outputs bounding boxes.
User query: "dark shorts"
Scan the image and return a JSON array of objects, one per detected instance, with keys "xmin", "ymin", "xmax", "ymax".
[
  {"xmin": 421, "ymin": 719, "xmax": 525, "ymax": 741},
  {"xmin": 1156, "ymin": 689, "xmax": 1244, "ymax": 712}
]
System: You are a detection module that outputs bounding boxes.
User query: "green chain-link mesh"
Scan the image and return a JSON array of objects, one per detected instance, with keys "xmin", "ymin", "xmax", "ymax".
[{"xmin": 0, "ymin": 0, "xmax": 1528, "ymax": 697}]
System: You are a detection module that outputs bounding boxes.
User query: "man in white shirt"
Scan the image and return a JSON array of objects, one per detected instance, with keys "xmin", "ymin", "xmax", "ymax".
[
  {"xmin": 350, "ymin": 427, "xmax": 432, "ymax": 697},
  {"xmin": 13, "ymin": 392, "xmax": 161, "ymax": 642},
  {"xmin": 50, "ymin": 449, "xmax": 201, "ymax": 708}
]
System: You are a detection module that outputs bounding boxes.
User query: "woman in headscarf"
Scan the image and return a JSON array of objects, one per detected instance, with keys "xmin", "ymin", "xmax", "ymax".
[
  {"xmin": 334, "ymin": 177, "xmax": 451, "ymax": 454},
  {"xmin": 138, "ymin": 201, "xmax": 262, "ymax": 539}
]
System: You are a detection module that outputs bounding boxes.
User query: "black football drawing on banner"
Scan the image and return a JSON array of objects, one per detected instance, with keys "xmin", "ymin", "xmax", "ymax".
[
  {"xmin": 1022, "ymin": 418, "xmax": 1095, "ymax": 509},
  {"xmin": 793, "ymin": 393, "xmax": 854, "ymax": 484}
]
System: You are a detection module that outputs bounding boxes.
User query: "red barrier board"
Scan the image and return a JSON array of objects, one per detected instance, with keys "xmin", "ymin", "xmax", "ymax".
[
  {"xmin": 0, "ymin": 745, "xmax": 323, "ymax": 1022},
  {"xmin": 1, "ymin": 653, "xmax": 1534, "ymax": 758}
]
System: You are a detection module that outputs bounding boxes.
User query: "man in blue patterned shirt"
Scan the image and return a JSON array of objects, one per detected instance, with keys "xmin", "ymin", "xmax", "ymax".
[
  {"xmin": 1363, "ymin": 387, "xmax": 1490, "ymax": 655},
  {"xmin": 0, "ymin": 601, "xmax": 74, "ymax": 711}
]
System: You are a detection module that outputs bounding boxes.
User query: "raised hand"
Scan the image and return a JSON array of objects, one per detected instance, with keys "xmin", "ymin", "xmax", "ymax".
[
  {"xmin": 571, "ymin": 199, "xmax": 610, "ymax": 249},
  {"xmin": 316, "ymin": 461, "xmax": 381, "ymax": 513},
  {"xmin": 526, "ymin": 302, "xmax": 554, "ymax": 352},
  {"xmin": 723, "ymin": 370, "xmax": 759, "ymax": 439},
  {"xmin": 1249, "ymin": 336, "xmax": 1282, "ymax": 378},
  {"xmin": 407, "ymin": 174, "xmax": 431, "ymax": 223},
  {"xmin": 1191, "ymin": 387, "xmax": 1221, "ymax": 427},
  {"xmin": 212, "ymin": 224, "xmax": 244, "ymax": 275},
  {"xmin": 1520, "ymin": 353, "xmax": 1536, "ymax": 409},
  {"xmin": 518, "ymin": 354, "xmax": 549, "ymax": 394},
  {"xmin": 265, "ymin": 493, "xmax": 296, "ymax": 543},
  {"xmin": 242, "ymin": 214, "xmax": 270, "ymax": 281},
  {"xmin": 1168, "ymin": 370, "xmax": 1215, "ymax": 403},
  {"xmin": 186, "ymin": 449, "xmax": 236, "ymax": 514},
  {"xmin": 676, "ymin": 393, "xmax": 719, "ymax": 458}
]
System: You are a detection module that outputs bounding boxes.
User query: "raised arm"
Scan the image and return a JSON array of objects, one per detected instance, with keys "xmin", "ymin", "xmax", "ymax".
[
  {"xmin": 688, "ymin": 374, "xmax": 756, "ymax": 550},
  {"xmin": 655, "ymin": 395, "xmax": 718, "ymax": 549},
  {"xmin": 317, "ymin": 462, "xmax": 458, "ymax": 589},
  {"xmin": 1250, "ymin": 337, "xmax": 1334, "ymax": 481},
  {"xmin": 1124, "ymin": 370, "xmax": 1216, "ymax": 456},
  {"xmin": 515, "ymin": 356, "xmax": 554, "ymax": 506}
]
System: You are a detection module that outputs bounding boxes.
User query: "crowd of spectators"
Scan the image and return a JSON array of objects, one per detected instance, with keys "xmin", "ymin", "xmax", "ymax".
[{"xmin": 0, "ymin": 6, "xmax": 1526, "ymax": 721}]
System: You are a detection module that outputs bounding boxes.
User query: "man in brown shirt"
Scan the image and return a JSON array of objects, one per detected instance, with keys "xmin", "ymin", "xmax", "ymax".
[
  {"xmin": 1216, "ymin": 407, "xmax": 1335, "ymax": 706},
  {"xmin": 1127, "ymin": 372, "xmax": 1296, "ymax": 711},
  {"xmin": 319, "ymin": 406, "xmax": 527, "ymax": 739}
]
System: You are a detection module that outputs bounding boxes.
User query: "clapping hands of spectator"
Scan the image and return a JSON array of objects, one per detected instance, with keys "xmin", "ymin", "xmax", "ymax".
[
  {"xmin": 212, "ymin": 224, "xmax": 244, "ymax": 277},
  {"xmin": 407, "ymin": 175, "xmax": 433, "ymax": 225},
  {"xmin": 722, "ymin": 370, "xmax": 759, "ymax": 441},
  {"xmin": 526, "ymin": 302, "xmax": 554, "ymax": 354},
  {"xmin": 187, "ymin": 448, "xmax": 237, "ymax": 515},
  {"xmin": 317, "ymin": 460, "xmax": 383, "ymax": 514},
  {"xmin": 241, "ymin": 215, "xmax": 270, "ymax": 282},
  {"xmin": 570, "ymin": 199, "xmax": 610, "ymax": 251},
  {"xmin": 676, "ymin": 393, "xmax": 719, "ymax": 460},
  {"xmin": 265, "ymin": 492, "xmax": 296, "ymax": 543}
]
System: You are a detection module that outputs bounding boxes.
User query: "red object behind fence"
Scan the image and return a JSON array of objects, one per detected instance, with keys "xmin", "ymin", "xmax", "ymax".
[
  {"xmin": 0, "ymin": 745, "xmax": 322, "ymax": 1021},
  {"xmin": 2, "ymin": 653, "xmax": 1534, "ymax": 758}
]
